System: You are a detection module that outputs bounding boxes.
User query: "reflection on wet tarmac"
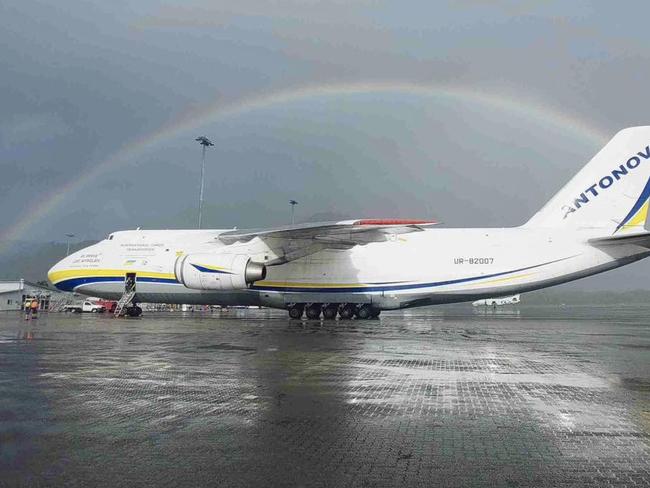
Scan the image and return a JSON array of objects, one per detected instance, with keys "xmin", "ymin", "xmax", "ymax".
[{"xmin": 0, "ymin": 305, "xmax": 648, "ymax": 487}]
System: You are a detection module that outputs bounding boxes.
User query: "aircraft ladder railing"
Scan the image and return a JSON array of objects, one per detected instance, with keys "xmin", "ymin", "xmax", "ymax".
[{"xmin": 114, "ymin": 289, "xmax": 136, "ymax": 317}]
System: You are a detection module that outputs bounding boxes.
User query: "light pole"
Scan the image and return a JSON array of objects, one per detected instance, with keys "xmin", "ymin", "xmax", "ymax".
[
  {"xmin": 195, "ymin": 136, "xmax": 214, "ymax": 229},
  {"xmin": 65, "ymin": 233, "xmax": 75, "ymax": 256},
  {"xmin": 289, "ymin": 200, "xmax": 298, "ymax": 225}
]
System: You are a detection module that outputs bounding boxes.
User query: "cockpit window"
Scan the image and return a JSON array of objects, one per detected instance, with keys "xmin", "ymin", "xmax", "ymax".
[{"xmin": 108, "ymin": 234, "xmax": 114, "ymax": 240}]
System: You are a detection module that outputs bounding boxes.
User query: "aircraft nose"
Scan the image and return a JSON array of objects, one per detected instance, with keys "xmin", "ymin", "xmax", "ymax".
[{"xmin": 48, "ymin": 256, "xmax": 71, "ymax": 291}]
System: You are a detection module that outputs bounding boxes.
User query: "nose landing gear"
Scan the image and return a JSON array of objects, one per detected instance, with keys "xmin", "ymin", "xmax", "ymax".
[{"xmin": 125, "ymin": 305, "xmax": 143, "ymax": 317}]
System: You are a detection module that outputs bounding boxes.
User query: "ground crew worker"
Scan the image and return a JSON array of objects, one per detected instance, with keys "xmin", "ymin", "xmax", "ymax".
[
  {"xmin": 30, "ymin": 299, "xmax": 39, "ymax": 319},
  {"xmin": 24, "ymin": 299, "xmax": 32, "ymax": 320}
]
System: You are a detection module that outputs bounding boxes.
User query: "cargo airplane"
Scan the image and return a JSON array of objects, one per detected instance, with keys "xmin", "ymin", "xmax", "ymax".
[{"xmin": 49, "ymin": 127, "xmax": 650, "ymax": 319}]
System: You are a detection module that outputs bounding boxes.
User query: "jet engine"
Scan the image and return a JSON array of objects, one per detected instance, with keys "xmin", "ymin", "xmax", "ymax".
[{"xmin": 174, "ymin": 253, "xmax": 266, "ymax": 291}]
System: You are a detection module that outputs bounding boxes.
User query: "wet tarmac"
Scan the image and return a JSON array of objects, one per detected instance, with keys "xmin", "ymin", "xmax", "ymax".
[{"xmin": 1, "ymin": 306, "xmax": 649, "ymax": 487}]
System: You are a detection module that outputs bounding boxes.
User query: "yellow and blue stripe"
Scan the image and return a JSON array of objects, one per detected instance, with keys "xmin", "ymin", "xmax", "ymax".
[
  {"xmin": 48, "ymin": 269, "xmax": 178, "ymax": 292},
  {"xmin": 190, "ymin": 263, "xmax": 233, "ymax": 274},
  {"xmin": 49, "ymin": 256, "xmax": 574, "ymax": 294},
  {"xmin": 250, "ymin": 256, "xmax": 574, "ymax": 293},
  {"xmin": 615, "ymin": 176, "xmax": 650, "ymax": 233}
]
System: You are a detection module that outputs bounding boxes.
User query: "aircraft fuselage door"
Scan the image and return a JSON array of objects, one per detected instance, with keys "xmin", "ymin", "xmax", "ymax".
[{"xmin": 125, "ymin": 273, "xmax": 136, "ymax": 293}]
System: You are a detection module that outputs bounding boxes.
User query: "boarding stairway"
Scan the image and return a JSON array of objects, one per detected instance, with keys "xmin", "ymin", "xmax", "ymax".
[{"xmin": 114, "ymin": 289, "xmax": 136, "ymax": 317}]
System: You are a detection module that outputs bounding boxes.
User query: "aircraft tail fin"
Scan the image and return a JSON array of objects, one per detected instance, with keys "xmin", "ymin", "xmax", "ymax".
[{"xmin": 524, "ymin": 126, "xmax": 650, "ymax": 235}]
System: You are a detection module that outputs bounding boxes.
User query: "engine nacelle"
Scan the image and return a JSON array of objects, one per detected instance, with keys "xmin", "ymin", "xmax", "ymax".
[{"xmin": 174, "ymin": 253, "xmax": 266, "ymax": 291}]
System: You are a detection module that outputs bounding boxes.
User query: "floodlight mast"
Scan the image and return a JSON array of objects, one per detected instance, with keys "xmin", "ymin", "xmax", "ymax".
[
  {"xmin": 65, "ymin": 233, "xmax": 75, "ymax": 256},
  {"xmin": 289, "ymin": 200, "xmax": 298, "ymax": 225},
  {"xmin": 195, "ymin": 136, "xmax": 214, "ymax": 229}
]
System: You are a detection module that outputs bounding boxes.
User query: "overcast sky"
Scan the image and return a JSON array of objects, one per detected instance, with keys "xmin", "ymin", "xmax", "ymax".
[{"xmin": 2, "ymin": 1, "xmax": 650, "ymax": 288}]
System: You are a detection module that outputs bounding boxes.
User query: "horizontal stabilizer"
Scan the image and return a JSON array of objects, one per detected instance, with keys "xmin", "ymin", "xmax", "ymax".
[{"xmin": 588, "ymin": 232, "xmax": 650, "ymax": 249}]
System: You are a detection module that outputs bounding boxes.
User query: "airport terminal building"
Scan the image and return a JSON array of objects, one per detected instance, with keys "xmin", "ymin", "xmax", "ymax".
[{"xmin": 0, "ymin": 280, "xmax": 71, "ymax": 311}]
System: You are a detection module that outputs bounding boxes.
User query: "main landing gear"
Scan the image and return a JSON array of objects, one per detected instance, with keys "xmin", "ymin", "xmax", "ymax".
[
  {"xmin": 287, "ymin": 303, "xmax": 381, "ymax": 320},
  {"xmin": 288, "ymin": 304, "xmax": 304, "ymax": 319}
]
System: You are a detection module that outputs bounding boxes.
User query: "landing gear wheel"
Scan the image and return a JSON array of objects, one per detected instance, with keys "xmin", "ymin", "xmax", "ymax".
[
  {"xmin": 305, "ymin": 304, "xmax": 322, "ymax": 320},
  {"xmin": 126, "ymin": 306, "xmax": 142, "ymax": 317},
  {"xmin": 339, "ymin": 304, "xmax": 355, "ymax": 320},
  {"xmin": 370, "ymin": 307, "xmax": 381, "ymax": 319},
  {"xmin": 322, "ymin": 305, "xmax": 338, "ymax": 320},
  {"xmin": 356, "ymin": 304, "xmax": 373, "ymax": 320},
  {"xmin": 288, "ymin": 305, "xmax": 304, "ymax": 319}
]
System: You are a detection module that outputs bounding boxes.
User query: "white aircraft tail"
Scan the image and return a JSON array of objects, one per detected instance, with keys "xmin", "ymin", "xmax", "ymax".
[{"xmin": 524, "ymin": 126, "xmax": 650, "ymax": 235}]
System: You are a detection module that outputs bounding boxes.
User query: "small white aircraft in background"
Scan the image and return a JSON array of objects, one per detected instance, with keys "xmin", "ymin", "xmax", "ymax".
[{"xmin": 49, "ymin": 127, "xmax": 650, "ymax": 319}]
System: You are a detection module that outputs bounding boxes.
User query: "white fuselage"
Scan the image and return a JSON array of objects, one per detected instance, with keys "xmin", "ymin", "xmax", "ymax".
[{"xmin": 48, "ymin": 226, "xmax": 649, "ymax": 310}]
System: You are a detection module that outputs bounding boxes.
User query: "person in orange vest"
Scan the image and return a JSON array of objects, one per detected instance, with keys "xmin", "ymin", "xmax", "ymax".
[{"xmin": 30, "ymin": 299, "xmax": 39, "ymax": 319}]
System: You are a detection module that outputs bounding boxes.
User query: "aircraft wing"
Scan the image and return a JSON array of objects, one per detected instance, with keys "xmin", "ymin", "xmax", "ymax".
[{"xmin": 217, "ymin": 219, "xmax": 438, "ymax": 265}]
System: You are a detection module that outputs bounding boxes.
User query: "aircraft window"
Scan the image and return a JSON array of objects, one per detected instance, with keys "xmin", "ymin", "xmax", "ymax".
[{"xmin": 108, "ymin": 234, "xmax": 114, "ymax": 240}]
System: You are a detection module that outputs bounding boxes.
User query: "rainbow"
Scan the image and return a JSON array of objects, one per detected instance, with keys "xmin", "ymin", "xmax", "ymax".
[{"xmin": 0, "ymin": 81, "xmax": 611, "ymax": 255}]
